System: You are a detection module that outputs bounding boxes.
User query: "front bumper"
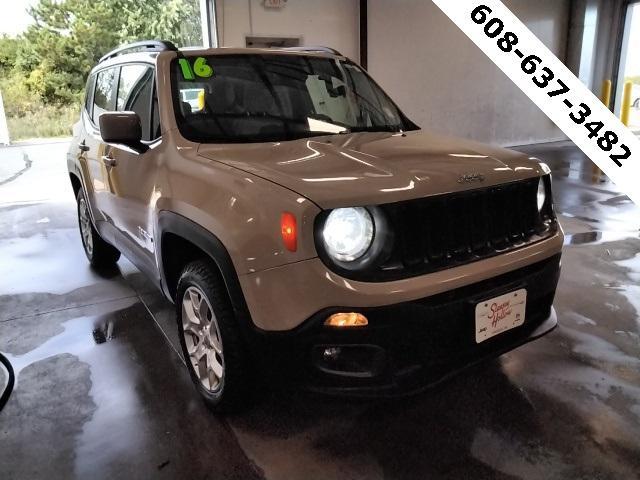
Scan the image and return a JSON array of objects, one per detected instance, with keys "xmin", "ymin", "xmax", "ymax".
[
  {"xmin": 249, "ymin": 253, "xmax": 561, "ymax": 396},
  {"xmin": 239, "ymin": 231, "xmax": 564, "ymax": 331}
]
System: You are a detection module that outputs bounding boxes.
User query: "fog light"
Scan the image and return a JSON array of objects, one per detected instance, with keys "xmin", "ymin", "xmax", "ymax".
[
  {"xmin": 313, "ymin": 344, "xmax": 385, "ymax": 377},
  {"xmin": 323, "ymin": 347, "xmax": 341, "ymax": 360},
  {"xmin": 325, "ymin": 312, "xmax": 368, "ymax": 328}
]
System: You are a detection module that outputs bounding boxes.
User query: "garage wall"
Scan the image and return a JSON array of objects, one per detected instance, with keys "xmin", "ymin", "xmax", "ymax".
[
  {"xmin": 214, "ymin": 0, "xmax": 359, "ymax": 60},
  {"xmin": 368, "ymin": 0, "xmax": 571, "ymax": 146}
]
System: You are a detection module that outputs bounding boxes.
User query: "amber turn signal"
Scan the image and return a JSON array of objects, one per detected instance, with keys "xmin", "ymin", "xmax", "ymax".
[
  {"xmin": 280, "ymin": 212, "xmax": 297, "ymax": 252},
  {"xmin": 325, "ymin": 312, "xmax": 368, "ymax": 328}
]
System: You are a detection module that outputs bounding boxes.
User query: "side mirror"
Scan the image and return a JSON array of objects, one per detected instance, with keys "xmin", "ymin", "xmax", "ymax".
[{"xmin": 99, "ymin": 112, "xmax": 146, "ymax": 152}]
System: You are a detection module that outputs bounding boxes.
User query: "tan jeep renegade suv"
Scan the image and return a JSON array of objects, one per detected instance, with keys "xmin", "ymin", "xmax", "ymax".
[{"xmin": 68, "ymin": 40, "xmax": 562, "ymax": 412}]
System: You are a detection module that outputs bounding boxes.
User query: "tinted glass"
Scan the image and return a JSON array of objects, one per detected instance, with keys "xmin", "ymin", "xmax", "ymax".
[
  {"xmin": 85, "ymin": 74, "xmax": 96, "ymax": 117},
  {"xmin": 93, "ymin": 67, "xmax": 117, "ymax": 124},
  {"xmin": 117, "ymin": 65, "xmax": 148, "ymax": 110},
  {"xmin": 117, "ymin": 65, "xmax": 154, "ymax": 140},
  {"xmin": 151, "ymin": 89, "xmax": 160, "ymax": 140},
  {"xmin": 172, "ymin": 54, "xmax": 415, "ymax": 143}
]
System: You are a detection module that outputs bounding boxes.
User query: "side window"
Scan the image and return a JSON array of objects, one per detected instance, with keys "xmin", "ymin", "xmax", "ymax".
[
  {"xmin": 93, "ymin": 67, "xmax": 118, "ymax": 124},
  {"xmin": 84, "ymin": 74, "xmax": 96, "ymax": 118},
  {"xmin": 117, "ymin": 65, "xmax": 154, "ymax": 141},
  {"xmin": 151, "ymin": 88, "xmax": 161, "ymax": 140}
]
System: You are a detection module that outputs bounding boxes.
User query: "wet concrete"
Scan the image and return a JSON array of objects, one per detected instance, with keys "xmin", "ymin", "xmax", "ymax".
[{"xmin": 0, "ymin": 140, "xmax": 639, "ymax": 479}]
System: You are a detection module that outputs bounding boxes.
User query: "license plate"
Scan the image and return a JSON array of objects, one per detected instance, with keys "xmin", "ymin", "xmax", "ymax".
[{"xmin": 475, "ymin": 289, "xmax": 527, "ymax": 343}]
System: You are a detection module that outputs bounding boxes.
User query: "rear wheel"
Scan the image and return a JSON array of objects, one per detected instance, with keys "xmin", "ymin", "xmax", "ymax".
[
  {"xmin": 76, "ymin": 189, "xmax": 120, "ymax": 267},
  {"xmin": 176, "ymin": 260, "xmax": 253, "ymax": 413}
]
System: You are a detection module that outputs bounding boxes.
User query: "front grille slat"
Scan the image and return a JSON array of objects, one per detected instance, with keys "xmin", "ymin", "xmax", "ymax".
[
  {"xmin": 513, "ymin": 182, "xmax": 524, "ymax": 243},
  {"xmin": 507, "ymin": 184, "xmax": 521, "ymax": 243},
  {"xmin": 375, "ymin": 177, "xmax": 557, "ymax": 282},
  {"xmin": 426, "ymin": 200, "xmax": 445, "ymax": 264},
  {"xmin": 400, "ymin": 205, "xmax": 422, "ymax": 268}
]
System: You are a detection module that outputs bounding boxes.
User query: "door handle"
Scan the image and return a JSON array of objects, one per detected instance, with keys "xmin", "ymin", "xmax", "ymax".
[
  {"xmin": 78, "ymin": 141, "xmax": 90, "ymax": 152},
  {"xmin": 101, "ymin": 155, "xmax": 117, "ymax": 167}
]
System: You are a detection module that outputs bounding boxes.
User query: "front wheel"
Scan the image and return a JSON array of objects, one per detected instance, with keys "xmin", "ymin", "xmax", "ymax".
[
  {"xmin": 176, "ymin": 260, "xmax": 253, "ymax": 413},
  {"xmin": 76, "ymin": 189, "xmax": 120, "ymax": 267}
]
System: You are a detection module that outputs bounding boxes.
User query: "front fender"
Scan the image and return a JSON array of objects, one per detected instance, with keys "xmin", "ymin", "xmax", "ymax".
[{"xmin": 156, "ymin": 211, "xmax": 253, "ymax": 329}]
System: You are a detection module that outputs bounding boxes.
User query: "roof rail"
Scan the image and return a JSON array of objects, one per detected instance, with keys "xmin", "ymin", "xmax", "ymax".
[
  {"xmin": 281, "ymin": 46, "xmax": 342, "ymax": 56},
  {"xmin": 99, "ymin": 40, "xmax": 178, "ymax": 63}
]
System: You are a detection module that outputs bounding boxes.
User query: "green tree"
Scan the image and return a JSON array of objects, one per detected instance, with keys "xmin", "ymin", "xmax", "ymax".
[
  {"xmin": 119, "ymin": 0, "xmax": 201, "ymax": 47},
  {"xmin": 4, "ymin": 0, "xmax": 202, "ymax": 104},
  {"xmin": 0, "ymin": 0, "xmax": 202, "ymax": 139},
  {"xmin": 0, "ymin": 36, "xmax": 20, "ymax": 73}
]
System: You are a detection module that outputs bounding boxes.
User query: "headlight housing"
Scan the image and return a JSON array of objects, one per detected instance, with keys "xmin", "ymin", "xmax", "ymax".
[
  {"xmin": 536, "ymin": 177, "xmax": 547, "ymax": 212},
  {"xmin": 322, "ymin": 207, "xmax": 374, "ymax": 262}
]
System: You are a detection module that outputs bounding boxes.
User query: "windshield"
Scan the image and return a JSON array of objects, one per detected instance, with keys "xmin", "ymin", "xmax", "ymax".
[{"xmin": 171, "ymin": 54, "xmax": 417, "ymax": 143}]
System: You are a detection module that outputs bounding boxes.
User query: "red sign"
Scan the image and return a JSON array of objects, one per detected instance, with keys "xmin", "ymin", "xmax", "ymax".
[{"xmin": 264, "ymin": 0, "xmax": 287, "ymax": 8}]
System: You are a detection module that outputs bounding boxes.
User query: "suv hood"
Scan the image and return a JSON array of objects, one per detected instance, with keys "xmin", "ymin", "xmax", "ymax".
[{"xmin": 197, "ymin": 130, "xmax": 546, "ymax": 209}]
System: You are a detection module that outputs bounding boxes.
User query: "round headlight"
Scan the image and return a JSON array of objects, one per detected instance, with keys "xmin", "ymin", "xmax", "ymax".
[
  {"xmin": 322, "ymin": 207, "xmax": 374, "ymax": 262},
  {"xmin": 537, "ymin": 177, "xmax": 546, "ymax": 211}
]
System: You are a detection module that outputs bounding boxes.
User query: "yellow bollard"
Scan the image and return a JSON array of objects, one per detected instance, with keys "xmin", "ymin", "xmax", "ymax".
[
  {"xmin": 621, "ymin": 81, "xmax": 633, "ymax": 127},
  {"xmin": 601, "ymin": 79, "xmax": 612, "ymax": 109},
  {"xmin": 593, "ymin": 80, "xmax": 613, "ymax": 181}
]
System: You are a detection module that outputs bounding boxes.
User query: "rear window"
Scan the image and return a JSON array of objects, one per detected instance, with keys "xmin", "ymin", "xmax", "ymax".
[{"xmin": 182, "ymin": 90, "xmax": 201, "ymax": 101}]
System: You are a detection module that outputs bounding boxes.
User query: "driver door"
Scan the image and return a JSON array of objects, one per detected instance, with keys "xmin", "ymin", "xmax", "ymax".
[{"xmin": 99, "ymin": 64, "xmax": 160, "ymax": 275}]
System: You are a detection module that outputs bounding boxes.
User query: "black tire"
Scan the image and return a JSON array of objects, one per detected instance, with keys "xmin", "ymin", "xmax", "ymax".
[
  {"xmin": 176, "ymin": 260, "xmax": 253, "ymax": 413},
  {"xmin": 76, "ymin": 189, "xmax": 120, "ymax": 267}
]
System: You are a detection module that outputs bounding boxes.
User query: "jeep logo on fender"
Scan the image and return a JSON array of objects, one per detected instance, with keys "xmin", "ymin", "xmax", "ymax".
[{"xmin": 458, "ymin": 173, "xmax": 485, "ymax": 183}]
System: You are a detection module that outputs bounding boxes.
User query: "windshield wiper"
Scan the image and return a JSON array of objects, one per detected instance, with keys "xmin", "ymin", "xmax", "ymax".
[
  {"xmin": 288, "ymin": 131, "xmax": 339, "ymax": 140},
  {"xmin": 349, "ymin": 125, "xmax": 403, "ymax": 133}
]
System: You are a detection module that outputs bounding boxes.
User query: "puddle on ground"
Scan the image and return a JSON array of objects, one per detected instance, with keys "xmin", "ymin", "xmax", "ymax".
[
  {"xmin": 1, "ymin": 301, "xmax": 161, "ymax": 478},
  {"xmin": 560, "ymin": 212, "xmax": 601, "ymax": 224},
  {"xmin": 564, "ymin": 231, "xmax": 639, "ymax": 246}
]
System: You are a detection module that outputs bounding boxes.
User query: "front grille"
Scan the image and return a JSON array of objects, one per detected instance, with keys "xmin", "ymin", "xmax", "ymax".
[{"xmin": 361, "ymin": 177, "xmax": 556, "ymax": 281}]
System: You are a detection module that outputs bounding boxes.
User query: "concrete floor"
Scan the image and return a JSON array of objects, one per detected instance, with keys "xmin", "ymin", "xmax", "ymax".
[{"xmin": 0, "ymin": 139, "xmax": 639, "ymax": 480}]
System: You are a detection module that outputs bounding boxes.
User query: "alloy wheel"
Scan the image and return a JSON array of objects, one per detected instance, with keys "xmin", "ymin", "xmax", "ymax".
[
  {"xmin": 78, "ymin": 197, "xmax": 93, "ymax": 256},
  {"xmin": 181, "ymin": 286, "xmax": 224, "ymax": 391}
]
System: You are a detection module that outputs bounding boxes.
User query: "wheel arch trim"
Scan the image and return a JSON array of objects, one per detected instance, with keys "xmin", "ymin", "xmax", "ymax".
[
  {"xmin": 69, "ymin": 169, "xmax": 101, "ymax": 230},
  {"xmin": 156, "ymin": 211, "xmax": 254, "ymax": 329}
]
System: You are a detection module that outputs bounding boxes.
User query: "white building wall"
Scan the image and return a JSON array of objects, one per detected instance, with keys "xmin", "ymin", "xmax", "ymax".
[
  {"xmin": 367, "ymin": 0, "xmax": 571, "ymax": 146},
  {"xmin": 214, "ymin": 0, "xmax": 359, "ymax": 61}
]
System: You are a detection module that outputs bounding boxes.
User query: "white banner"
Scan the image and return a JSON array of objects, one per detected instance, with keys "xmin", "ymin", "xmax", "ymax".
[
  {"xmin": 0, "ymin": 90, "xmax": 9, "ymax": 145},
  {"xmin": 432, "ymin": 0, "xmax": 640, "ymax": 205}
]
